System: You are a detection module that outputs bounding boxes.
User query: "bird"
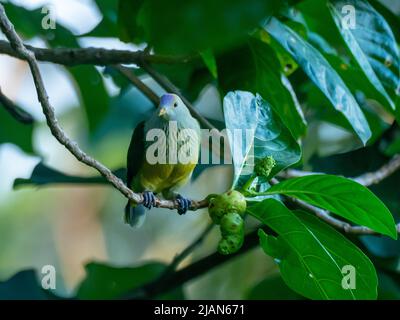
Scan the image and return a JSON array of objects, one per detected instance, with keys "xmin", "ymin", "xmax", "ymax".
[{"xmin": 125, "ymin": 93, "xmax": 201, "ymax": 227}]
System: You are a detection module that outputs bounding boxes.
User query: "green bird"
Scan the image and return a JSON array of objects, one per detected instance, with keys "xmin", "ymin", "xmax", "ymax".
[{"xmin": 125, "ymin": 93, "xmax": 201, "ymax": 227}]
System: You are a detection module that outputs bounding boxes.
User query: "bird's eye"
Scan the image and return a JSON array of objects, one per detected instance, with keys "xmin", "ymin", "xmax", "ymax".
[{"xmin": 174, "ymin": 102, "xmax": 178, "ymax": 108}]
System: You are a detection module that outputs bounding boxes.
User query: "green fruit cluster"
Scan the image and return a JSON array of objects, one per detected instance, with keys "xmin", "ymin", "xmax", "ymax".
[
  {"xmin": 254, "ymin": 155, "xmax": 276, "ymax": 179},
  {"xmin": 208, "ymin": 190, "xmax": 247, "ymax": 255},
  {"xmin": 208, "ymin": 190, "xmax": 246, "ymax": 224}
]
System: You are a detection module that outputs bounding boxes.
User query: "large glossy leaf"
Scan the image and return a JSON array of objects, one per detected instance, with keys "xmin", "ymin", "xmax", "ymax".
[
  {"xmin": 217, "ymin": 38, "xmax": 305, "ymax": 139},
  {"xmin": 305, "ymin": 73, "xmax": 390, "ymax": 146},
  {"xmin": 249, "ymin": 38, "xmax": 307, "ymax": 139},
  {"xmin": 328, "ymin": 0, "xmax": 399, "ymax": 109},
  {"xmin": 263, "ymin": 17, "xmax": 371, "ymax": 144},
  {"xmin": 248, "ymin": 199, "xmax": 378, "ymax": 299},
  {"xmin": 76, "ymin": 262, "xmax": 183, "ymax": 299},
  {"xmin": 223, "ymin": 91, "xmax": 301, "ymax": 189},
  {"xmin": 247, "ymin": 275, "xmax": 303, "ymax": 300},
  {"xmin": 369, "ymin": 0, "xmax": 400, "ymax": 40},
  {"xmin": 264, "ymin": 174, "xmax": 397, "ymax": 239},
  {"xmin": 323, "ymin": 55, "xmax": 395, "ymax": 125},
  {"xmin": 138, "ymin": 0, "xmax": 282, "ymax": 54}
]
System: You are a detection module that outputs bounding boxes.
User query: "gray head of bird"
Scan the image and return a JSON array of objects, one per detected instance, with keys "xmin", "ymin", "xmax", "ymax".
[{"xmin": 157, "ymin": 93, "xmax": 191, "ymax": 122}]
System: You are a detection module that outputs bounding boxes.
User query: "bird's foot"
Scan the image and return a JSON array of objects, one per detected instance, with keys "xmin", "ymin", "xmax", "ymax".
[
  {"xmin": 176, "ymin": 194, "xmax": 191, "ymax": 215},
  {"xmin": 142, "ymin": 191, "xmax": 156, "ymax": 209}
]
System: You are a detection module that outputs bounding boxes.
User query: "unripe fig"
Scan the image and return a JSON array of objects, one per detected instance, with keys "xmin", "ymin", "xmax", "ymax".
[
  {"xmin": 220, "ymin": 212, "xmax": 244, "ymax": 236},
  {"xmin": 208, "ymin": 197, "xmax": 226, "ymax": 224},
  {"xmin": 208, "ymin": 190, "xmax": 247, "ymax": 224},
  {"xmin": 218, "ymin": 234, "xmax": 244, "ymax": 255}
]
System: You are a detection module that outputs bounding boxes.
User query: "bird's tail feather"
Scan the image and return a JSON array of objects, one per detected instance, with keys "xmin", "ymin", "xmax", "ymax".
[{"xmin": 124, "ymin": 201, "xmax": 146, "ymax": 228}]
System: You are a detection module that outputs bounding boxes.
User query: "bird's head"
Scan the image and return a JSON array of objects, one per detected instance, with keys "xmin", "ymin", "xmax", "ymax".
[{"xmin": 157, "ymin": 93, "xmax": 190, "ymax": 121}]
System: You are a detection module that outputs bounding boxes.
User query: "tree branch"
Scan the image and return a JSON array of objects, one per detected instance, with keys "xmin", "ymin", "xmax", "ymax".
[
  {"xmin": 167, "ymin": 223, "xmax": 215, "ymax": 272},
  {"xmin": 0, "ymin": 39, "xmax": 195, "ymax": 66},
  {"xmin": 129, "ymin": 223, "xmax": 216, "ymax": 299},
  {"xmin": 113, "ymin": 65, "xmax": 160, "ymax": 105},
  {"xmin": 0, "ymin": 4, "xmax": 208, "ymax": 213},
  {"xmin": 288, "ymin": 197, "xmax": 400, "ymax": 235},
  {"xmin": 125, "ymin": 228, "xmax": 261, "ymax": 299},
  {"xmin": 353, "ymin": 155, "xmax": 400, "ymax": 186},
  {"xmin": 0, "ymin": 86, "xmax": 34, "ymax": 124},
  {"xmin": 127, "ymin": 153, "xmax": 400, "ymax": 298},
  {"xmin": 272, "ymin": 155, "xmax": 400, "ymax": 236}
]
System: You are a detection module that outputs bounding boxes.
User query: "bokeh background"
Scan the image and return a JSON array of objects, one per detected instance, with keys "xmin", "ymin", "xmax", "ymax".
[
  {"xmin": 0, "ymin": 0, "xmax": 276, "ymax": 299},
  {"xmin": 0, "ymin": 0, "xmax": 399, "ymax": 300}
]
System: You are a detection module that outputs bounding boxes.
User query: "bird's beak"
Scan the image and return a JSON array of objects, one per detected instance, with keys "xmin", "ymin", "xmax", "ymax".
[{"xmin": 158, "ymin": 107, "xmax": 167, "ymax": 118}]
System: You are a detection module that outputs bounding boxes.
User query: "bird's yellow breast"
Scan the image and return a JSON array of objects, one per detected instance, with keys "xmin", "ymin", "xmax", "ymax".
[
  {"xmin": 138, "ymin": 162, "xmax": 197, "ymax": 193},
  {"xmin": 132, "ymin": 122, "xmax": 200, "ymax": 194}
]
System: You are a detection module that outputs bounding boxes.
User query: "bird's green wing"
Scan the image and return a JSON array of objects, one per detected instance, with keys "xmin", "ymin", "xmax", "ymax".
[{"xmin": 126, "ymin": 121, "xmax": 145, "ymax": 190}]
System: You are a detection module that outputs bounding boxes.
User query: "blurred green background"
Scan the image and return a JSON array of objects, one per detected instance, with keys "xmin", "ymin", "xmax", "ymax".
[
  {"xmin": 0, "ymin": 0, "xmax": 399, "ymax": 300},
  {"xmin": 0, "ymin": 0, "xmax": 278, "ymax": 299}
]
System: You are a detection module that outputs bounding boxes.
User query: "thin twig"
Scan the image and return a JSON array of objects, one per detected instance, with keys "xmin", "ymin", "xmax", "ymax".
[
  {"xmin": 0, "ymin": 4, "xmax": 208, "ymax": 213},
  {"xmin": 0, "ymin": 39, "xmax": 196, "ymax": 66},
  {"xmin": 167, "ymin": 223, "xmax": 214, "ymax": 272},
  {"xmin": 353, "ymin": 155, "xmax": 400, "ymax": 186},
  {"xmin": 125, "ymin": 228, "xmax": 260, "ymax": 299},
  {"xmin": 133, "ymin": 223, "xmax": 215, "ymax": 299},
  {"xmin": 113, "ymin": 65, "xmax": 159, "ymax": 105},
  {"xmin": 0, "ymin": 86, "xmax": 34, "ymax": 124},
  {"xmin": 278, "ymin": 169, "xmax": 320, "ymax": 179},
  {"xmin": 288, "ymin": 197, "xmax": 398, "ymax": 235},
  {"xmin": 280, "ymin": 155, "xmax": 400, "ymax": 187},
  {"xmin": 272, "ymin": 165, "xmax": 400, "ymax": 236}
]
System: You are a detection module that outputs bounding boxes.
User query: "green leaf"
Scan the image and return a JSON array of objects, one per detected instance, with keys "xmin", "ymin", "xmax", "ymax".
[
  {"xmin": 117, "ymin": 0, "xmax": 146, "ymax": 43},
  {"xmin": 369, "ymin": 0, "xmax": 400, "ymax": 40},
  {"xmin": 249, "ymin": 38, "xmax": 307, "ymax": 139},
  {"xmin": 264, "ymin": 174, "xmax": 397, "ymax": 239},
  {"xmin": 68, "ymin": 66, "xmax": 110, "ymax": 133},
  {"xmin": 223, "ymin": 91, "xmax": 301, "ymax": 189},
  {"xmin": 0, "ymin": 270, "xmax": 50, "ymax": 300},
  {"xmin": 76, "ymin": 262, "xmax": 183, "ymax": 299},
  {"xmin": 328, "ymin": 0, "xmax": 399, "ymax": 110},
  {"xmin": 118, "ymin": 0, "xmax": 144, "ymax": 43},
  {"xmin": 248, "ymin": 199, "xmax": 378, "ymax": 299},
  {"xmin": 83, "ymin": 0, "xmax": 119, "ymax": 37},
  {"xmin": 13, "ymin": 162, "xmax": 126, "ymax": 189},
  {"xmin": 0, "ymin": 101, "xmax": 34, "ymax": 154},
  {"xmin": 305, "ymin": 71, "xmax": 391, "ymax": 145},
  {"xmin": 200, "ymin": 49, "xmax": 218, "ymax": 78},
  {"xmin": 138, "ymin": 0, "xmax": 283, "ymax": 54},
  {"xmin": 323, "ymin": 54, "xmax": 395, "ymax": 118},
  {"xmin": 247, "ymin": 275, "xmax": 303, "ymax": 300},
  {"xmin": 384, "ymin": 138, "xmax": 400, "ymax": 156},
  {"xmin": 263, "ymin": 17, "xmax": 371, "ymax": 144},
  {"xmin": 258, "ymin": 29, "xmax": 299, "ymax": 76},
  {"xmin": 2, "ymin": 3, "xmax": 110, "ymax": 133}
]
